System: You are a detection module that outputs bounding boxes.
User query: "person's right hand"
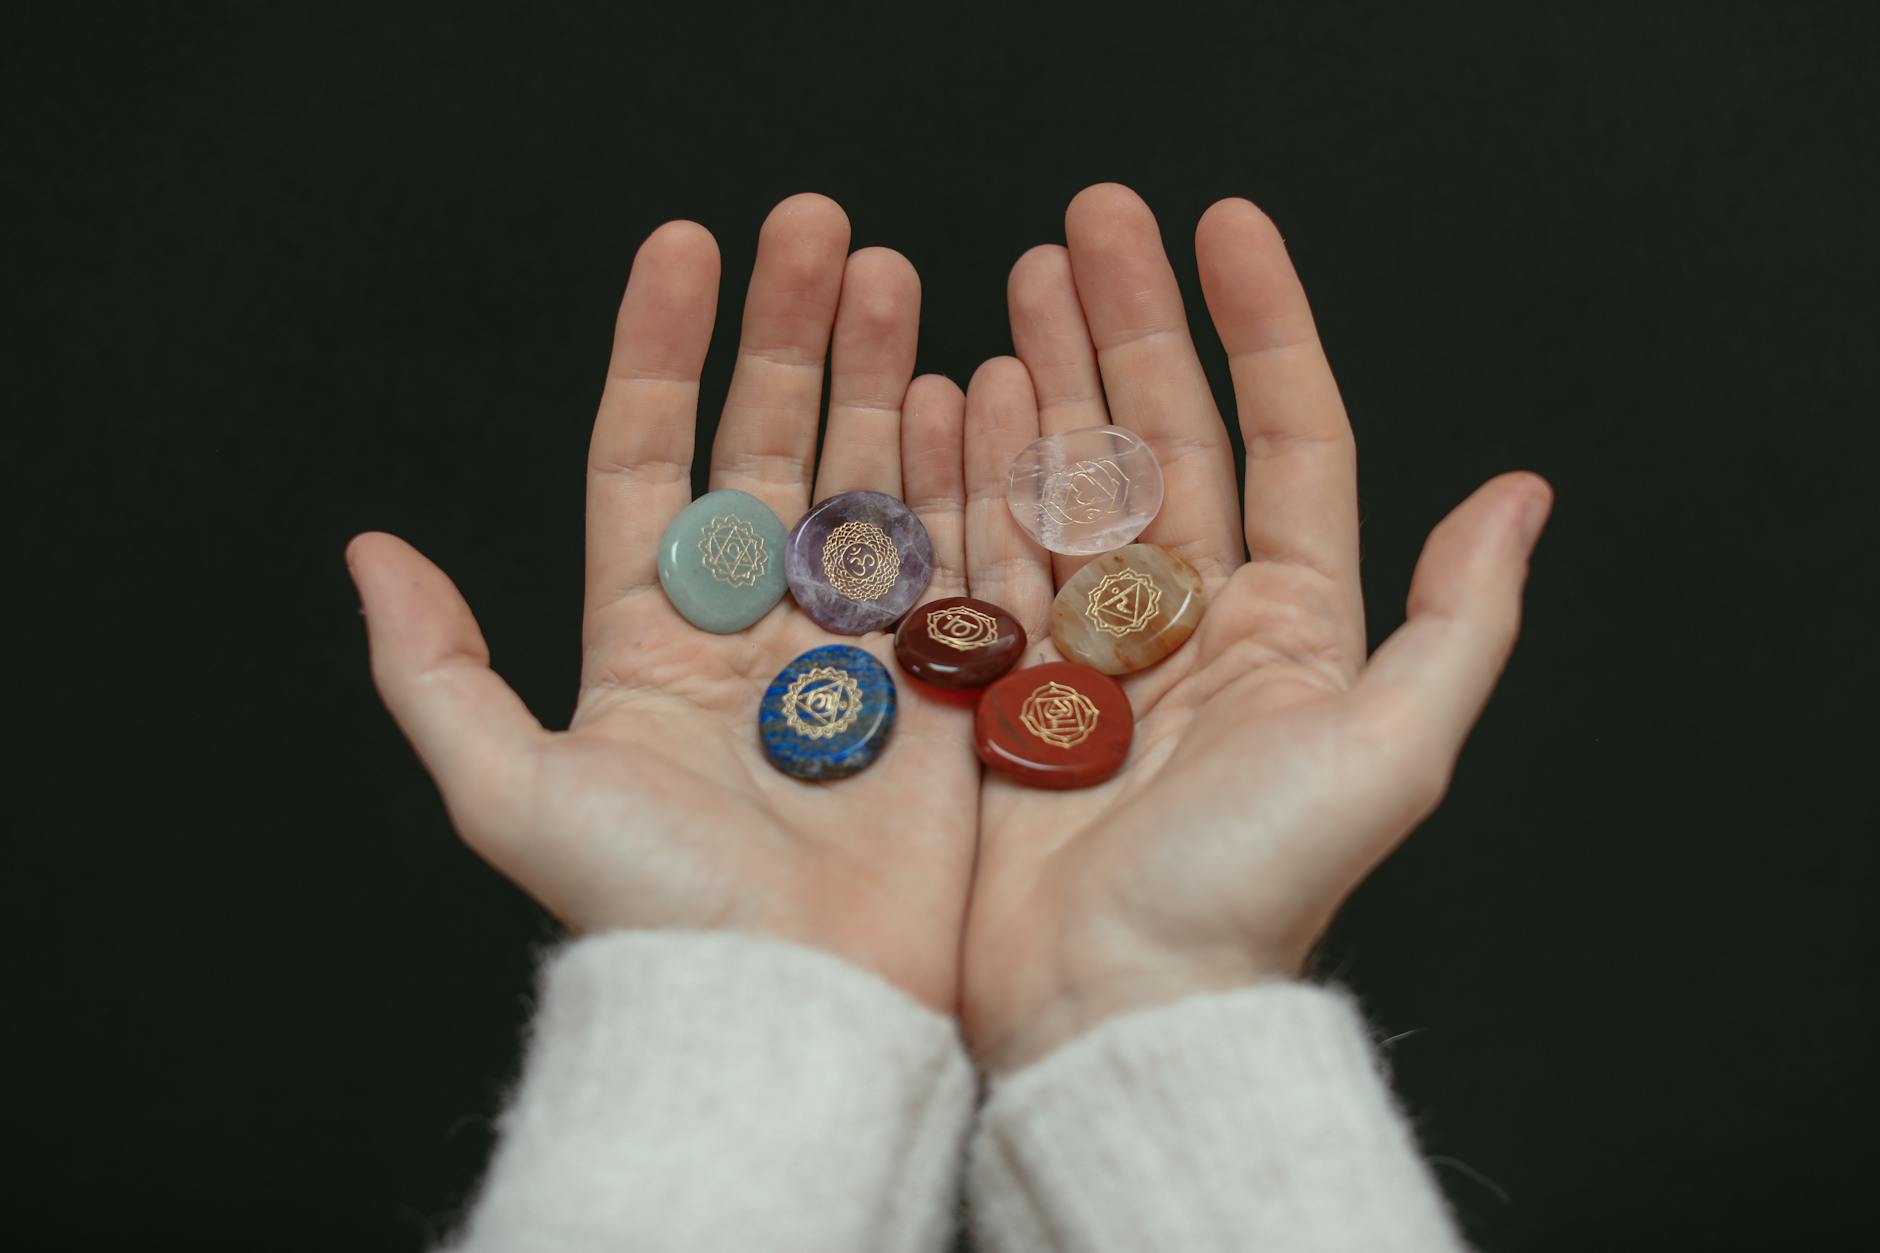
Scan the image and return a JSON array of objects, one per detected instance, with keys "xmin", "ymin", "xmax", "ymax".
[
  {"xmin": 956, "ymin": 185, "xmax": 1552, "ymax": 1071},
  {"xmin": 347, "ymin": 195, "xmax": 980, "ymax": 1011}
]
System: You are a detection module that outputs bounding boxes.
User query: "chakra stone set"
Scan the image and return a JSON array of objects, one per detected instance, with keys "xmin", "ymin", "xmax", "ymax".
[{"xmin": 656, "ymin": 426, "xmax": 1202, "ymax": 789}]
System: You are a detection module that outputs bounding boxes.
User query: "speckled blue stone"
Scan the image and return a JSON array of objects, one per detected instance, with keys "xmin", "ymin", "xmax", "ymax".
[{"xmin": 758, "ymin": 645, "xmax": 897, "ymax": 781}]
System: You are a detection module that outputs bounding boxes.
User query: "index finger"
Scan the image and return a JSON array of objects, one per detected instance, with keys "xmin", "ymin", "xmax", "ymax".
[
  {"xmin": 583, "ymin": 220, "xmax": 720, "ymax": 634},
  {"xmin": 1195, "ymin": 198, "xmax": 1363, "ymax": 651}
]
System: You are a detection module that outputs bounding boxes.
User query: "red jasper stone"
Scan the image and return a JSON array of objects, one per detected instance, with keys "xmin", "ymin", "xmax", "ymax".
[
  {"xmin": 894, "ymin": 597, "xmax": 1027, "ymax": 690},
  {"xmin": 974, "ymin": 661, "xmax": 1133, "ymax": 789}
]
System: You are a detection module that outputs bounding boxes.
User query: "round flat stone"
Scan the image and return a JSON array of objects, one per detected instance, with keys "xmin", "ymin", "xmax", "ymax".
[
  {"xmin": 657, "ymin": 489, "xmax": 789, "ymax": 633},
  {"xmin": 1050, "ymin": 543, "xmax": 1205, "ymax": 675},
  {"xmin": 1007, "ymin": 425, "xmax": 1164, "ymax": 556},
  {"xmin": 785, "ymin": 490, "xmax": 933, "ymax": 634},
  {"xmin": 894, "ymin": 596, "xmax": 1027, "ymax": 690},
  {"xmin": 975, "ymin": 661, "xmax": 1133, "ymax": 789},
  {"xmin": 759, "ymin": 645, "xmax": 897, "ymax": 781}
]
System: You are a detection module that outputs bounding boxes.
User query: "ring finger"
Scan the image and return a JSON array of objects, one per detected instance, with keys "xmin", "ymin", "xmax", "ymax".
[
  {"xmin": 813, "ymin": 247, "xmax": 921, "ymax": 500},
  {"xmin": 1008, "ymin": 243, "xmax": 1110, "ymax": 586}
]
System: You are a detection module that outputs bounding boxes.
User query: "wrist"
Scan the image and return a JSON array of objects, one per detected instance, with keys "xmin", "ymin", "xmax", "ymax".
[{"xmin": 977, "ymin": 940, "xmax": 1298, "ymax": 1075}]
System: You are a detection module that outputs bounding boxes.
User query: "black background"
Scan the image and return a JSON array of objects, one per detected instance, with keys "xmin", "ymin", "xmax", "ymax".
[{"xmin": 7, "ymin": 3, "xmax": 1876, "ymax": 1250}]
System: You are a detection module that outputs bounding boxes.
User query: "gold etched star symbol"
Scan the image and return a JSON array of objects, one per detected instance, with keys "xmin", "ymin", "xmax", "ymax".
[{"xmin": 697, "ymin": 514, "xmax": 769, "ymax": 588}]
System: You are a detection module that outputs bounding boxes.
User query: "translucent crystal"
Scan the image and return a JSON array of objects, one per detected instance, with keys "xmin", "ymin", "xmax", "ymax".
[{"xmin": 1006, "ymin": 426, "xmax": 1163, "ymax": 556}]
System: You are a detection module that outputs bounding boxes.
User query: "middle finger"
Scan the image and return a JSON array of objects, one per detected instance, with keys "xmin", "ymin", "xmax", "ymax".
[
  {"xmin": 1064, "ymin": 183, "xmax": 1244, "ymax": 583},
  {"xmin": 709, "ymin": 193, "xmax": 851, "ymax": 522}
]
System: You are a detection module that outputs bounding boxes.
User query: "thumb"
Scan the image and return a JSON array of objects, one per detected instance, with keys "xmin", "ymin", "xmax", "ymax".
[
  {"xmin": 347, "ymin": 532, "xmax": 544, "ymax": 845},
  {"xmin": 1354, "ymin": 472, "xmax": 1552, "ymax": 815}
]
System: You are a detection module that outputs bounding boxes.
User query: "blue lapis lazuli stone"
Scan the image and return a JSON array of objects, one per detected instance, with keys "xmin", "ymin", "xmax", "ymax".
[{"xmin": 758, "ymin": 645, "xmax": 897, "ymax": 781}]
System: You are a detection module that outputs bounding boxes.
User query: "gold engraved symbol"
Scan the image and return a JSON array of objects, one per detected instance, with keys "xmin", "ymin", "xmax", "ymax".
[
  {"xmin": 1020, "ymin": 680, "xmax": 1101, "ymax": 749},
  {"xmin": 1041, "ymin": 459, "xmax": 1129, "ymax": 526},
  {"xmin": 781, "ymin": 666, "xmax": 863, "ymax": 740},
  {"xmin": 821, "ymin": 520, "xmax": 900, "ymax": 601},
  {"xmin": 926, "ymin": 604, "xmax": 1000, "ymax": 652},
  {"xmin": 697, "ymin": 514, "xmax": 769, "ymax": 587},
  {"xmin": 1085, "ymin": 568, "xmax": 1161, "ymax": 637}
]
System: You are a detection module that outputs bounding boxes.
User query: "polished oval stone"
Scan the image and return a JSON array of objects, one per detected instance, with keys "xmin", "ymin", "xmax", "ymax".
[
  {"xmin": 894, "ymin": 596, "xmax": 1027, "ymax": 690},
  {"xmin": 657, "ymin": 489, "xmax": 790, "ymax": 633},
  {"xmin": 975, "ymin": 661, "xmax": 1133, "ymax": 789},
  {"xmin": 785, "ymin": 490, "xmax": 933, "ymax": 634},
  {"xmin": 1050, "ymin": 543, "xmax": 1205, "ymax": 675},
  {"xmin": 759, "ymin": 644, "xmax": 897, "ymax": 781},
  {"xmin": 1007, "ymin": 425, "xmax": 1164, "ymax": 556}
]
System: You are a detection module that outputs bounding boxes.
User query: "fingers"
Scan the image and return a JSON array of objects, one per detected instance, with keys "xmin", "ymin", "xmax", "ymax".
[
  {"xmin": 1008, "ymin": 245, "xmax": 1107, "ymax": 435},
  {"xmin": 1064, "ymin": 184, "xmax": 1243, "ymax": 579},
  {"xmin": 814, "ymin": 247, "xmax": 921, "ymax": 501},
  {"xmin": 710, "ymin": 193, "xmax": 851, "ymax": 520},
  {"xmin": 964, "ymin": 358, "xmax": 1055, "ymax": 636},
  {"xmin": 1355, "ymin": 473, "xmax": 1554, "ymax": 816},
  {"xmin": 584, "ymin": 221, "xmax": 720, "ymax": 622},
  {"xmin": 348, "ymin": 533, "xmax": 544, "ymax": 851},
  {"xmin": 1195, "ymin": 198, "xmax": 1362, "ymax": 644},
  {"xmin": 902, "ymin": 374, "xmax": 968, "ymax": 598}
]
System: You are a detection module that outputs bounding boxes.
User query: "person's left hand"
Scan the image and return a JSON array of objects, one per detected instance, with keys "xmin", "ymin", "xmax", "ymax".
[{"xmin": 349, "ymin": 196, "xmax": 980, "ymax": 1010}]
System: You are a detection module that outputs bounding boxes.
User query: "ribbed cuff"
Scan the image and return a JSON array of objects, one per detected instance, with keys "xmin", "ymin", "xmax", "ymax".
[
  {"xmin": 970, "ymin": 983, "xmax": 1464, "ymax": 1253},
  {"xmin": 451, "ymin": 931, "xmax": 974, "ymax": 1253}
]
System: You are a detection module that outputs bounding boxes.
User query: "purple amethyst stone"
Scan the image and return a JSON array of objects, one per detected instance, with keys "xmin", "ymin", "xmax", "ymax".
[{"xmin": 785, "ymin": 490, "xmax": 933, "ymax": 634}]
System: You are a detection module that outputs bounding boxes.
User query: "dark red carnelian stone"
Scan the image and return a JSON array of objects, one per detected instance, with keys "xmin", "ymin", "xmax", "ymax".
[
  {"xmin": 894, "ymin": 596, "xmax": 1027, "ymax": 690},
  {"xmin": 974, "ymin": 661, "xmax": 1133, "ymax": 789}
]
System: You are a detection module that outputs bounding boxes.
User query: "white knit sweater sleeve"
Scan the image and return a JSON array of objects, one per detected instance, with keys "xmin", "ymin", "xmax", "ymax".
[
  {"xmin": 444, "ymin": 931, "xmax": 975, "ymax": 1253},
  {"xmin": 969, "ymin": 983, "xmax": 1467, "ymax": 1253}
]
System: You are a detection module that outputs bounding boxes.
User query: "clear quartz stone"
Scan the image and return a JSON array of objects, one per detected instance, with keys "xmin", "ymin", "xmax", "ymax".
[{"xmin": 1006, "ymin": 425, "xmax": 1164, "ymax": 556}]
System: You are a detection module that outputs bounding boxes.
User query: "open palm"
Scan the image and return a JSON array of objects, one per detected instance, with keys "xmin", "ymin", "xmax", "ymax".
[
  {"xmin": 956, "ymin": 186, "xmax": 1551, "ymax": 1069},
  {"xmin": 349, "ymin": 196, "xmax": 981, "ymax": 1010},
  {"xmin": 352, "ymin": 187, "xmax": 1547, "ymax": 1051}
]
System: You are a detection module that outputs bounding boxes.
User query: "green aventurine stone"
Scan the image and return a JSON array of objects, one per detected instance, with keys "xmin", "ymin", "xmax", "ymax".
[{"xmin": 657, "ymin": 490, "xmax": 790, "ymax": 633}]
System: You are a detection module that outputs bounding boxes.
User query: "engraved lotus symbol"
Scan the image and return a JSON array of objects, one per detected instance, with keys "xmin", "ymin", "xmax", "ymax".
[
  {"xmin": 821, "ymin": 520, "xmax": 900, "ymax": 601},
  {"xmin": 1085, "ymin": 568, "xmax": 1161, "ymax": 637},
  {"xmin": 926, "ymin": 604, "xmax": 1000, "ymax": 652},
  {"xmin": 1019, "ymin": 680, "xmax": 1101, "ymax": 749},
  {"xmin": 1041, "ymin": 458, "xmax": 1129, "ymax": 526},
  {"xmin": 782, "ymin": 666, "xmax": 863, "ymax": 740},
  {"xmin": 697, "ymin": 514, "xmax": 770, "ymax": 588}
]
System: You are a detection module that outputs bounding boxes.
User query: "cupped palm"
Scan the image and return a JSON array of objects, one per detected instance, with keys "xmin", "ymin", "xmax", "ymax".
[
  {"xmin": 954, "ymin": 185, "xmax": 1549, "ymax": 1069},
  {"xmin": 350, "ymin": 195, "xmax": 983, "ymax": 1010}
]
